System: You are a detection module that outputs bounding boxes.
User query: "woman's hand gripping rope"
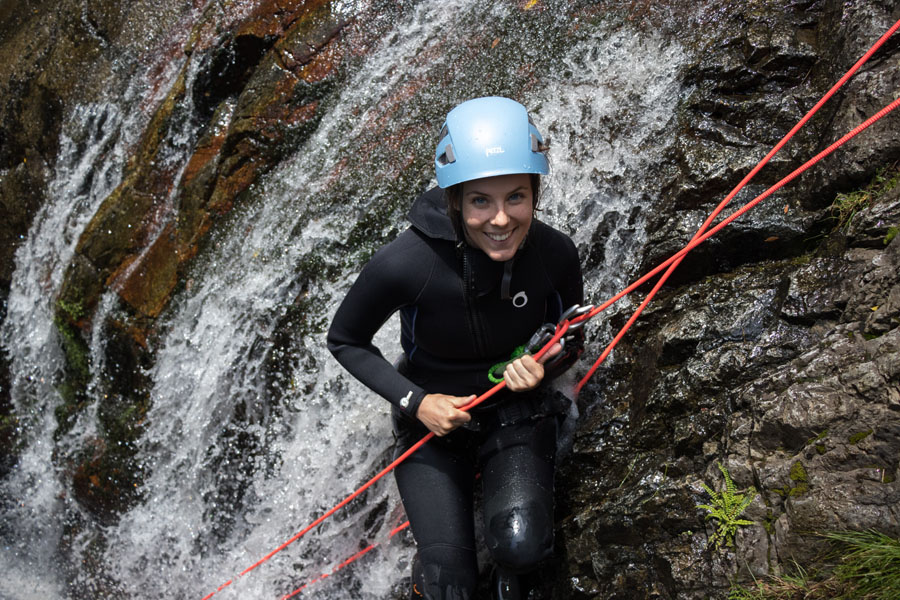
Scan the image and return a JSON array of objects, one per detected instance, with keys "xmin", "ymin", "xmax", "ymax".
[
  {"xmin": 416, "ymin": 304, "xmax": 593, "ymax": 435},
  {"xmin": 416, "ymin": 393, "xmax": 475, "ymax": 436},
  {"xmin": 505, "ymin": 304, "xmax": 593, "ymax": 391}
]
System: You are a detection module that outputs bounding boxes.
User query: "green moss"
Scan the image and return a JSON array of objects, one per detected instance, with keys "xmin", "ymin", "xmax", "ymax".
[
  {"xmin": 788, "ymin": 483, "xmax": 809, "ymax": 497},
  {"xmin": 848, "ymin": 430, "xmax": 873, "ymax": 445},
  {"xmin": 805, "ymin": 429, "xmax": 827, "ymax": 446},
  {"xmin": 789, "ymin": 253, "xmax": 814, "ymax": 267},
  {"xmin": 52, "ymin": 308, "xmax": 92, "ymax": 437},
  {"xmin": 885, "ymin": 226, "xmax": 899, "ymax": 245},
  {"xmin": 830, "ymin": 165, "xmax": 900, "ymax": 231},
  {"xmin": 58, "ymin": 298, "xmax": 85, "ymax": 322},
  {"xmin": 773, "ymin": 461, "xmax": 810, "ymax": 498}
]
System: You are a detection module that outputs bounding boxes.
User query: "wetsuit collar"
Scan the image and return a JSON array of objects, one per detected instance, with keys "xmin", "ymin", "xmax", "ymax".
[
  {"xmin": 408, "ymin": 186, "xmax": 533, "ymax": 298},
  {"xmin": 407, "ymin": 186, "xmax": 457, "ymax": 241}
]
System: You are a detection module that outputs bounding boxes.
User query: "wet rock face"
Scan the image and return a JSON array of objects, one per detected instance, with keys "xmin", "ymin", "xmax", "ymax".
[
  {"xmin": 0, "ymin": 0, "xmax": 201, "ymax": 482},
  {"xmin": 561, "ymin": 199, "xmax": 900, "ymax": 597},
  {"xmin": 645, "ymin": 0, "xmax": 900, "ymax": 289},
  {"xmin": 558, "ymin": 0, "xmax": 900, "ymax": 590}
]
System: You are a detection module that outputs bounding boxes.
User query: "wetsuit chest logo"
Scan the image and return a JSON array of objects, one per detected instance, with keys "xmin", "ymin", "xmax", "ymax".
[{"xmin": 512, "ymin": 291, "xmax": 528, "ymax": 308}]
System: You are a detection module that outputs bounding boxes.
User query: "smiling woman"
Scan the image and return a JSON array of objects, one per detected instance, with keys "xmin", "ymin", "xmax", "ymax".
[
  {"xmin": 453, "ymin": 173, "xmax": 535, "ymax": 262},
  {"xmin": 327, "ymin": 97, "xmax": 584, "ymax": 599}
]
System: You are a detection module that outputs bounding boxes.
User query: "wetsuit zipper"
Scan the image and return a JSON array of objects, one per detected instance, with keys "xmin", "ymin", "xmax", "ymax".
[{"xmin": 460, "ymin": 245, "xmax": 489, "ymax": 357}]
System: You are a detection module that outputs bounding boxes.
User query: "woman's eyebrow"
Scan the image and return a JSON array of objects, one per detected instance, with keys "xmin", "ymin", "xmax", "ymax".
[{"xmin": 463, "ymin": 185, "xmax": 529, "ymax": 197}]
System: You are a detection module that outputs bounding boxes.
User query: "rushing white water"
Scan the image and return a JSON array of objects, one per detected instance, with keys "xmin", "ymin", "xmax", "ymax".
[
  {"xmin": 0, "ymin": 2, "xmax": 691, "ymax": 599},
  {"xmin": 539, "ymin": 27, "xmax": 688, "ymax": 306},
  {"xmin": 0, "ymin": 101, "xmax": 128, "ymax": 599}
]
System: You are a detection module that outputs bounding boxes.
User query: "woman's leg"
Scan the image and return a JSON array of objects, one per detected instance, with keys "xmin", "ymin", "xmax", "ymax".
[
  {"xmin": 479, "ymin": 415, "xmax": 558, "ymax": 576},
  {"xmin": 394, "ymin": 417, "xmax": 479, "ymax": 600}
]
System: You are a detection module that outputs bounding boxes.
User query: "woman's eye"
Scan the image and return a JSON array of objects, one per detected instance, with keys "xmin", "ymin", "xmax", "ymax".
[
  {"xmin": 471, "ymin": 196, "xmax": 488, "ymax": 206},
  {"xmin": 508, "ymin": 193, "xmax": 525, "ymax": 203}
]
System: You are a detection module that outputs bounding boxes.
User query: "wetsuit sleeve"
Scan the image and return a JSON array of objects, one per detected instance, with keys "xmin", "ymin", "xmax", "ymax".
[
  {"xmin": 555, "ymin": 233, "xmax": 584, "ymax": 311},
  {"xmin": 327, "ymin": 231, "xmax": 431, "ymax": 417}
]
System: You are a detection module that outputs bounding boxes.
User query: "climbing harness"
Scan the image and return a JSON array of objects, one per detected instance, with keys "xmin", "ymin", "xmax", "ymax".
[{"xmin": 199, "ymin": 15, "xmax": 900, "ymax": 600}]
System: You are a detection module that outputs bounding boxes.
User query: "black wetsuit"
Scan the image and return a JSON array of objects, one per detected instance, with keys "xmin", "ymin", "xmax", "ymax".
[{"xmin": 327, "ymin": 187, "xmax": 583, "ymax": 599}]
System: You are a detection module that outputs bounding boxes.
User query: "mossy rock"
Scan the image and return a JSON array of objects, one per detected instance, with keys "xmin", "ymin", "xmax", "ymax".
[{"xmin": 848, "ymin": 429, "xmax": 873, "ymax": 445}]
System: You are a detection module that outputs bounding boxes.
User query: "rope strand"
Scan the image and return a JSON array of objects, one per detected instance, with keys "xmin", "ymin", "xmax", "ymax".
[{"xmin": 197, "ymin": 17, "xmax": 900, "ymax": 600}]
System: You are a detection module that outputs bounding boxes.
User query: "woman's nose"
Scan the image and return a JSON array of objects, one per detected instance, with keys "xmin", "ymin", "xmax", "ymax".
[{"xmin": 491, "ymin": 204, "xmax": 510, "ymax": 226}]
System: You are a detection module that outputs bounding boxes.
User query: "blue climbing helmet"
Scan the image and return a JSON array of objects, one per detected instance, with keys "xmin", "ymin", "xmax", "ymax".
[{"xmin": 434, "ymin": 97, "xmax": 549, "ymax": 188}]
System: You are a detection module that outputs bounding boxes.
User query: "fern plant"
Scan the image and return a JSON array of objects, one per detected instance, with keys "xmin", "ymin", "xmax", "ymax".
[{"xmin": 697, "ymin": 462, "xmax": 757, "ymax": 549}]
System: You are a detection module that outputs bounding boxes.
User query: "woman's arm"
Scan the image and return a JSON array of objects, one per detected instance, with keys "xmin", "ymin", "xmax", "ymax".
[{"xmin": 327, "ymin": 232, "xmax": 432, "ymax": 418}]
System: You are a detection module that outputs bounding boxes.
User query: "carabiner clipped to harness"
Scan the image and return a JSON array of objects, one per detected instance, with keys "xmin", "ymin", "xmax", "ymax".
[
  {"xmin": 519, "ymin": 304, "xmax": 594, "ymax": 375},
  {"xmin": 555, "ymin": 303, "xmax": 594, "ymax": 347},
  {"xmin": 559, "ymin": 303, "xmax": 594, "ymax": 330},
  {"xmin": 524, "ymin": 304, "xmax": 594, "ymax": 356},
  {"xmin": 489, "ymin": 304, "xmax": 595, "ymax": 384},
  {"xmin": 524, "ymin": 323, "xmax": 558, "ymax": 355}
]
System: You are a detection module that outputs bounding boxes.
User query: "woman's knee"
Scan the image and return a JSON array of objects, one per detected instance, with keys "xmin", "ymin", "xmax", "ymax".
[{"xmin": 484, "ymin": 498, "xmax": 554, "ymax": 572}]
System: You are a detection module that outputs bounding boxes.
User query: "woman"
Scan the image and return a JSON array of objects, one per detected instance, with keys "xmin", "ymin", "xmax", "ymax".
[{"xmin": 327, "ymin": 97, "xmax": 584, "ymax": 599}]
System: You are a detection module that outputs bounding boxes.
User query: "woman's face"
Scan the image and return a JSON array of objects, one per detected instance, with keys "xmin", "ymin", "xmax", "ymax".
[{"xmin": 459, "ymin": 173, "xmax": 534, "ymax": 262}]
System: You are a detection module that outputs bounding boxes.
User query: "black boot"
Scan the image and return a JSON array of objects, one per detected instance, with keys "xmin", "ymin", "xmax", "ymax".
[
  {"xmin": 410, "ymin": 553, "xmax": 425, "ymax": 599},
  {"xmin": 491, "ymin": 567, "xmax": 522, "ymax": 600},
  {"xmin": 492, "ymin": 566, "xmax": 554, "ymax": 600}
]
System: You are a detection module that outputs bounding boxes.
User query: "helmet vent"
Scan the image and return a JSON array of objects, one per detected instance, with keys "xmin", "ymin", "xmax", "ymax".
[{"xmin": 437, "ymin": 143, "xmax": 456, "ymax": 166}]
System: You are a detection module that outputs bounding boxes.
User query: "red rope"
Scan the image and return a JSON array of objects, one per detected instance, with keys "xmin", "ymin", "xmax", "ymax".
[
  {"xmin": 575, "ymin": 92, "xmax": 900, "ymax": 393},
  {"xmin": 278, "ymin": 521, "xmax": 411, "ymax": 600},
  {"xmin": 573, "ymin": 16, "xmax": 900, "ymax": 392},
  {"xmin": 199, "ymin": 17, "xmax": 900, "ymax": 600}
]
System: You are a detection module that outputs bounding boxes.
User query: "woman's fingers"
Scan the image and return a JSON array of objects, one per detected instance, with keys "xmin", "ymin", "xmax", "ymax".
[
  {"xmin": 416, "ymin": 393, "xmax": 474, "ymax": 436},
  {"xmin": 536, "ymin": 342, "xmax": 562, "ymax": 364},
  {"xmin": 504, "ymin": 355, "xmax": 545, "ymax": 392}
]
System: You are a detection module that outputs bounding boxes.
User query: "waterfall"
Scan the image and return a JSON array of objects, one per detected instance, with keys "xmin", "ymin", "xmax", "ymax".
[{"xmin": 0, "ymin": 2, "xmax": 690, "ymax": 598}]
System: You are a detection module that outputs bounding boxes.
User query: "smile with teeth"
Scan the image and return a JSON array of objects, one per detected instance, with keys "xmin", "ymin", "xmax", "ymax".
[{"xmin": 485, "ymin": 230, "xmax": 514, "ymax": 242}]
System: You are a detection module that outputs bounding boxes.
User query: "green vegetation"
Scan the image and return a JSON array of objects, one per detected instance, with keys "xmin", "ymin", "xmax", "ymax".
[
  {"xmin": 52, "ymin": 306, "xmax": 92, "ymax": 437},
  {"xmin": 828, "ymin": 530, "xmax": 900, "ymax": 598},
  {"xmin": 58, "ymin": 298, "xmax": 86, "ymax": 322},
  {"xmin": 729, "ymin": 530, "xmax": 900, "ymax": 599},
  {"xmin": 830, "ymin": 164, "xmax": 900, "ymax": 232},
  {"xmin": 806, "ymin": 430, "xmax": 828, "ymax": 455},
  {"xmin": 885, "ymin": 226, "xmax": 899, "ymax": 246},
  {"xmin": 848, "ymin": 430, "xmax": 873, "ymax": 445},
  {"xmin": 788, "ymin": 461, "xmax": 809, "ymax": 496},
  {"xmin": 773, "ymin": 461, "xmax": 810, "ymax": 499},
  {"xmin": 697, "ymin": 462, "xmax": 757, "ymax": 549}
]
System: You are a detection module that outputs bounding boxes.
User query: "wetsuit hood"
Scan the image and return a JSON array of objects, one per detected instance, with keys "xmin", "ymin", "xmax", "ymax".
[{"xmin": 407, "ymin": 187, "xmax": 457, "ymax": 241}]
